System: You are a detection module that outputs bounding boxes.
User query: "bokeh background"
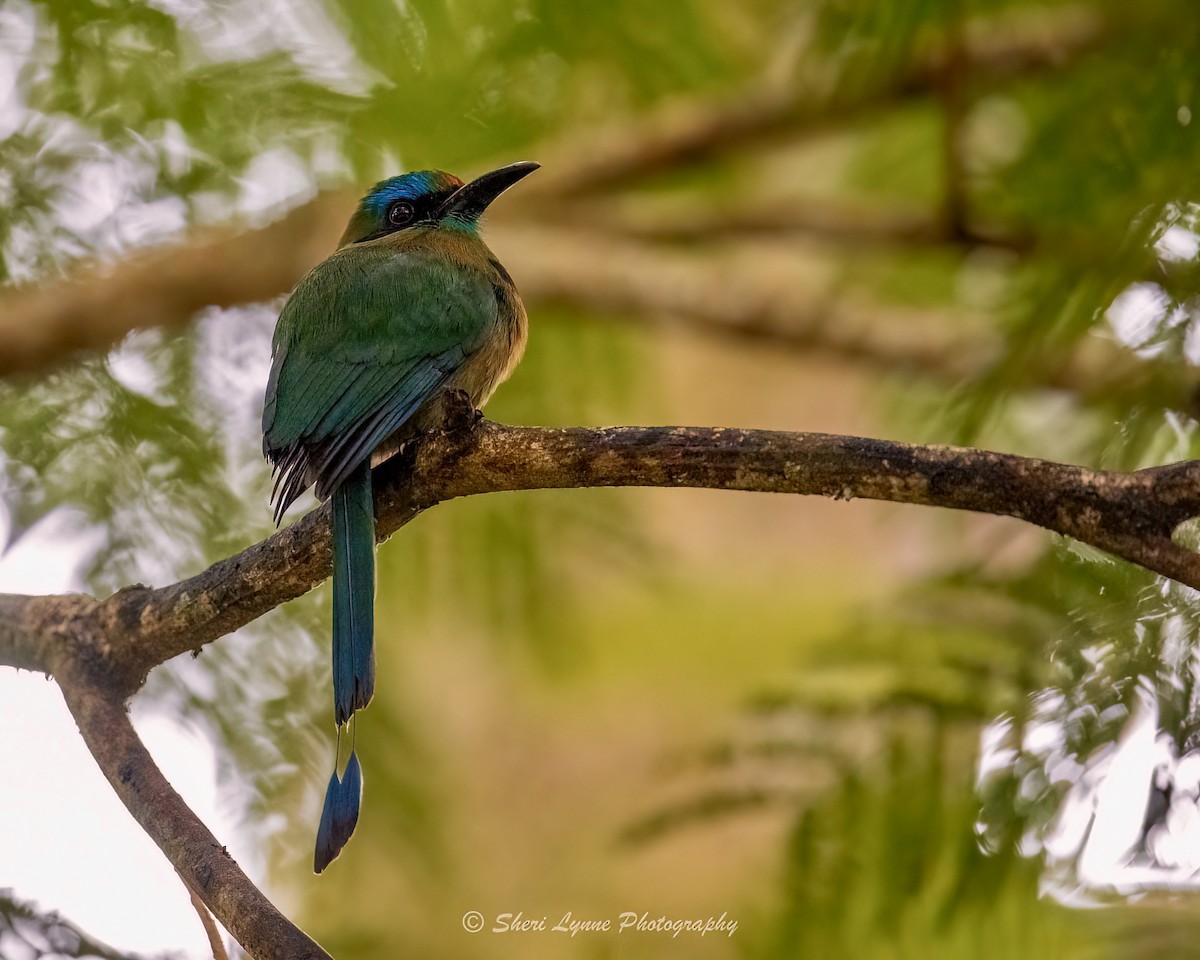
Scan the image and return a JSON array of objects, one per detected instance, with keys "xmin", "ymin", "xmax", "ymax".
[{"xmin": 3, "ymin": 0, "xmax": 1200, "ymax": 957}]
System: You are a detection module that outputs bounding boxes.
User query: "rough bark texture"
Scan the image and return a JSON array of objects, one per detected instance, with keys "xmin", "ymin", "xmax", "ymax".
[
  {"xmin": 57, "ymin": 672, "xmax": 331, "ymax": 960},
  {"xmin": 2, "ymin": 410, "xmax": 1199, "ymax": 959},
  {"xmin": 8, "ymin": 411, "xmax": 1200, "ymax": 689}
]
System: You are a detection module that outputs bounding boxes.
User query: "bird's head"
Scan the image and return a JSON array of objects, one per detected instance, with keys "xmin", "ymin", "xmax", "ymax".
[{"xmin": 338, "ymin": 161, "xmax": 539, "ymax": 247}]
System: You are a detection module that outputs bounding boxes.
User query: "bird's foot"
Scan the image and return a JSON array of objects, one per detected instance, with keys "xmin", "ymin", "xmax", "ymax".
[{"xmin": 438, "ymin": 388, "xmax": 481, "ymax": 437}]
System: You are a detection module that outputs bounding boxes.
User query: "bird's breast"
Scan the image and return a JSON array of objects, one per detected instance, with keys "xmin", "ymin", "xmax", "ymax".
[
  {"xmin": 459, "ymin": 265, "xmax": 528, "ymax": 407},
  {"xmin": 370, "ymin": 228, "xmax": 528, "ymax": 405}
]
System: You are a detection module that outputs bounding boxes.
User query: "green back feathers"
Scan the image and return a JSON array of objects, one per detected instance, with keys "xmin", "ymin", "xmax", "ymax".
[{"xmin": 262, "ymin": 239, "xmax": 499, "ymax": 518}]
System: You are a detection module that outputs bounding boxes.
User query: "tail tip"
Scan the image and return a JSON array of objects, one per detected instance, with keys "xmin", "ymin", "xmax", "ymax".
[{"xmin": 313, "ymin": 752, "xmax": 363, "ymax": 873}]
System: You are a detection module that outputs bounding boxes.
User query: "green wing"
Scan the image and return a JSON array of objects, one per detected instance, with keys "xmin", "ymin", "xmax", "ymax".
[{"xmin": 263, "ymin": 244, "xmax": 497, "ymax": 519}]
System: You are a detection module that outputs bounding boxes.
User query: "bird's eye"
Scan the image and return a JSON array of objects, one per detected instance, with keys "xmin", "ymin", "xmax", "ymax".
[{"xmin": 387, "ymin": 201, "xmax": 416, "ymax": 227}]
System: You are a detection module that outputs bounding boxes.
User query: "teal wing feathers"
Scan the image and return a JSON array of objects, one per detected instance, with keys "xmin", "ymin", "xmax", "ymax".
[{"xmin": 262, "ymin": 244, "xmax": 498, "ymax": 520}]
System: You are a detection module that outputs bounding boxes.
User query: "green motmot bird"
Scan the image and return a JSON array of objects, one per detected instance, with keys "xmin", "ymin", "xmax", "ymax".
[{"xmin": 261, "ymin": 162, "xmax": 539, "ymax": 872}]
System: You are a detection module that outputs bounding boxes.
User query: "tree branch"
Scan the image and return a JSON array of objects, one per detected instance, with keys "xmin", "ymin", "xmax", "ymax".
[
  {"xmin": 938, "ymin": 0, "xmax": 971, "ymax": 241},
  {"xmin": 180, "ymin": 869, "xmax": 232, "ymax": 960},
  {"xmin": 55, "ymin": 670, "xmax": 330, "ymax": 960},
  {"xmin": 565, "ymin": 198, "xmax": 1035, "ymax": 253},
  {"xmin": 10, "ymin": 412, "xmax": 1197, "ymax": 689},
  {"xmin": 496, "ymin": 225, "xmax": 989, "ymax": 371},
  {"xmin": 0, "ymin": 6, "xmax": 1110, "ymax": 385},
  {"xmin": 3, "ymin": 411, "xmax": 1199, "ymax": 957},
  {"xmin": 0, "ymin": 196, "xmax": 353, "ymax": 380},
  {"xmin": 5, "ymin": 202, "xmax": 1188, "ymax": 415},
  {"xmin": 520, "ymin": 5, "xmax": 1109, "ymax": 199},
  {"xmin": 492, "ymin": 226, "xmax": 1199, "ymax": 416}
]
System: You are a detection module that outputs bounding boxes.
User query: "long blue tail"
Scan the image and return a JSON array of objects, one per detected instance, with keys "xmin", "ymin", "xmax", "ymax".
[{"xmin": 331, "ymin": 460, "xmax": 375, "ymax": 726}]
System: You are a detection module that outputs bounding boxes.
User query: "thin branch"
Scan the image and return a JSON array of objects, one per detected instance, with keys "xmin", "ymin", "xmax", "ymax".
[
  {"xmin": 180, "ymin": 873, "xmax": 231, "ymax": 960},
  {"xmin": 56, "ymin": 670, "xmax": 331, "ymax": 960},
  {"xmin": 494, "ymin": 225, "xmax": 996, "ymax": 374},
  {"xmin": 0, "ymin": 890, "xmax": 140, "ymax": 960},
  {"xmin": 567, "ymin": 198, "xmax": 1035, "ymax": 253},
  {"xmin": 493, "ymin": 226, "xmax": 1199, "ymax": 416},
  {"xmin": 6, "ymin": 418, "xmax": 1200, "ymax": 689},
  {"xmin": 0, "ymin": 201, "xmax": 1012, "ymax": 391},
  {"xmin": 520, "ymin": 5, "xmax": 1109, "ymax": 199},
  {"xmin": 939, "ymin": 0, "xmax": 971, "ymax": 240}
]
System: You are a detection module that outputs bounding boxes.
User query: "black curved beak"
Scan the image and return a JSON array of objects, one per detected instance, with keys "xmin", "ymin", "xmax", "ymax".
[{"xmin": 439, "ymin": 161, "xmax": 539, "ymax": 223}]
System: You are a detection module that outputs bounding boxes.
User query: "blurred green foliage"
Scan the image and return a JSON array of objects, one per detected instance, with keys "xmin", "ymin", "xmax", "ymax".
[{"xmin": 4, "ymin": 0, "xmax": 1200, "ymax": 956}]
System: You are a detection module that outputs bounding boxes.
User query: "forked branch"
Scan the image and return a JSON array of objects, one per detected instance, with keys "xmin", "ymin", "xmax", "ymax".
[{"xmin": 2, "ymin": 406, "xmax": 1198, "ymax": 959}]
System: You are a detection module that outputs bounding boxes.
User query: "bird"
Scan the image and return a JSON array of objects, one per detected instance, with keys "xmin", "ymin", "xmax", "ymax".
[{"xmin": 261, "ymin": 161, "xmax": 538, "ymax": 872}]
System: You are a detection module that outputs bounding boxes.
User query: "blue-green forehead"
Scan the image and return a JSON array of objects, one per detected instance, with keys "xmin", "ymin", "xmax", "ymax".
[{"xmin": 361, "ymin": 171, "xmax": 461, "ymax": 216}]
